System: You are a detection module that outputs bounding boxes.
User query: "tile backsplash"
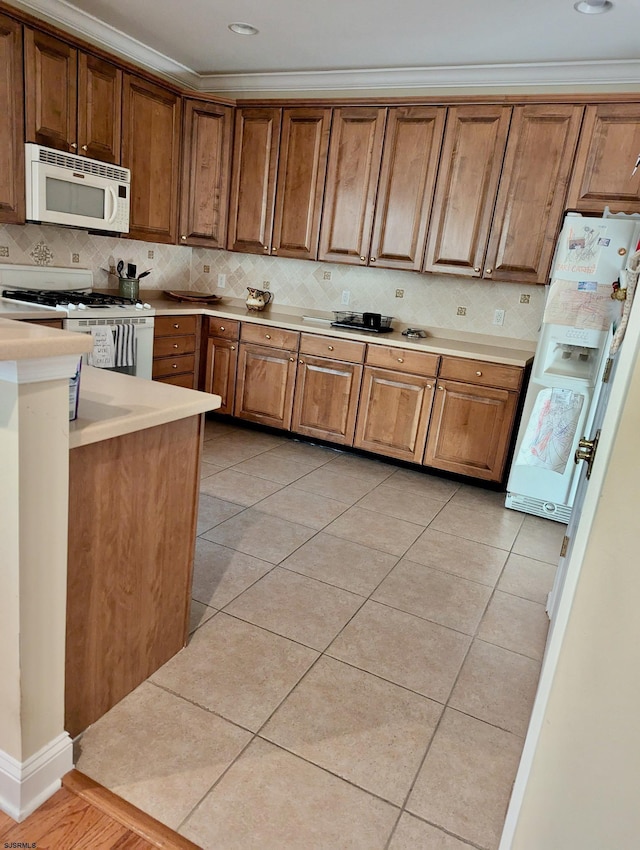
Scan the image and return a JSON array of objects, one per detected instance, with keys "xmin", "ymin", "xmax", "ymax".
[{"xmin": 0, "ymin": 223, "xmax": 544, "ymax": 341}]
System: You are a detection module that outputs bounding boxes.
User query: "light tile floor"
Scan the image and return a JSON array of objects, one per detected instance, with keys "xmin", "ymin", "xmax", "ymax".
[{"xmin": 75, "ymin": 417, "xmax": 566, "ymax": 850}]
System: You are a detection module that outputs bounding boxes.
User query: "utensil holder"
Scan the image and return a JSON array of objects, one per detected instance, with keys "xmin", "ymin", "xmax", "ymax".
[{"xmin": 119, "ymin": 278, "xmax": 139, "ymax": 300}]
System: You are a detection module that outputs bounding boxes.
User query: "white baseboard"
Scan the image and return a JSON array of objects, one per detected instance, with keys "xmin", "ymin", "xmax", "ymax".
[{"xmin": 0, "ymin": 733, "xmax": 73, "ymax": 822}]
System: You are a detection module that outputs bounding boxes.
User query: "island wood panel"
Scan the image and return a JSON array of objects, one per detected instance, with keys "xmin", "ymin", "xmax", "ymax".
[
  {"xmin": 484, "ymin": 103, "xmax": 584, "ymax": 284},
  {"xmin": 272, "ymin": 106, "xmax": 332, "ymax": 260},
  {"xmin": 227, "ymin": 107, "xmax": 282, "ymax": 254},
  {"xmin": 423, "ymin": 105, "xmax": 512, "ymax": 276},
  {"xmin": 0, "ymin": 12, "xmax": 24, "ymax": 224},
  {"xmin": 24, "ymin": 27, "xmax": 77, "ymax": 152},
  {"xmin": 354, "ymin": 366, "xmax": 436, "ymax": 463},
  {"xmin": 291, "ymin": 355, "xmax": 363, "ymax": 445},
  {"xmin": 370, "ymin": 105, "xmax": 446, "ymax": 271},
  {"xmin": 77, "ymin": 52, "xmax": 122, "ymax": 163},
  {"xmin": 318, "ymin": 107, "xmax": 387, "ymax": 264},
  {"xmin": 566, "ymin": 103, "xmax": 640, "ymax": 214},
  {"xmin": 121, "ymin": 73, "xmax": 182, "ymax": 243},
  {"xmin": 179, "ymin": 99, "xmax": 233, "ymax": 247},
  {"xmin": 65, "ymin": 415, "xmax": 202, "ymax": 737},
  {"xmin": 424, "ymin": 380, "xmax": 518, "ymax": 482}
]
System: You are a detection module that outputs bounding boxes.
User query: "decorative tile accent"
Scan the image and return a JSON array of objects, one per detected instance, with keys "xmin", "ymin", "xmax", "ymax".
[
  {"xmin": 0, "ymin": 246, "xmax": 9, "ymax": 257},
  {"xmin": 30, "ymin": 239, "xmax": 54, "ymax": 265}
]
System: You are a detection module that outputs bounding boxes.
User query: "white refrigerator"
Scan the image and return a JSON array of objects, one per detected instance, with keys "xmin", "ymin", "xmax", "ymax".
[{"xmin": 506, "ymin": 212, "xmax": 640, "ymax": 523}]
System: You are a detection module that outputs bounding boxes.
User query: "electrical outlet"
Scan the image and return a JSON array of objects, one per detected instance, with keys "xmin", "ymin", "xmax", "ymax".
[
  {"xmin": 341, "ymin": 290, "xmax": 350, "ymax": 306},
  {"xmin": 395, "ymin": 289, "xmax": 404, "ymax": 298},
  {"xmin": 520, "ymin": 294, "xmax": 531, "ymax": 304},
  {"xmin": 148, "ymin": 250, "xmax": 154, "ymax": 259},
  {"xmin": 493, "ymin": 309, "xmax": 505, "ymax": 326},
  {"xmin": 217, "ymin": 273, "xmax": 225, "ymax": 288},
  {"xmin": 203, "ymin": 265, "xmax": 210, "ymax": 274},
  {"xmin": 71, "ymin": 253, "xmax": 79, "ymax": 264},
  {"xmin": 457, "ymin": 306, "xmax": 467, "ymax": 316},
  {"xmin": 262, "ymin": 281, "xmax": 270, "ymax": 290},
  {"xmin": 323, "ymin": 271, "xmax": 332, "ymax": 280}
]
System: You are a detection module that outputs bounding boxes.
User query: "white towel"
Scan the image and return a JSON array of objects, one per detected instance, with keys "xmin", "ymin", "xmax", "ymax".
[
  {"xmin": 113, "ymin": 323, "xmax": 136, "ymax": 368},
  {"xmin": 88, "ymin": 326, "xmax": 115, "ymax": 368}
]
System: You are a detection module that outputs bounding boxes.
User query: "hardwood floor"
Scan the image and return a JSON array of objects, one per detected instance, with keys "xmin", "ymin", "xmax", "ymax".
[{"xmin": 0, "ymin": 770, "xmax": 200, "ymax": 849}]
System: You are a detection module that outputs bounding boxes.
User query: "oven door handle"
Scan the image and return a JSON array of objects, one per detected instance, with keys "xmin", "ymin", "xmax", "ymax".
[{"xmin": 105, "ymin": 185, "xmax": 118, "ymax": 225}]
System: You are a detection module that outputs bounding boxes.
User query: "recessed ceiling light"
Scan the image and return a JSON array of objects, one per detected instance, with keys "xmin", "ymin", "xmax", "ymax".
[
  {"xmin": 228, "ymin": 22, "xmax": 259, "ymax": 35},
  {"xmin": 574, "ymin": 0, "xmax": 613, "ymax": 13}
]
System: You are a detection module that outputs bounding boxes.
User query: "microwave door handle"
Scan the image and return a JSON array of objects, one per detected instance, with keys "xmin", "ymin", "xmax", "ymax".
[{"xmin": 105, "ymin": 185, "xmax": 118, "ymax": 224}]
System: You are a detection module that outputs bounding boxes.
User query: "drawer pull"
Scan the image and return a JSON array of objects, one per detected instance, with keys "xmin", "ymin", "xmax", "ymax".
[
  {"xmin": 173, "ymin": 323, "xmax": 180, "ymax": 329},
  {"xmin": 172, "ymin": 364, "xmax": 178, "ymax": 369},
  {"xmin": 476, "ymin": 370, "xmax": 482, "ymax": 376},
  {"xmin": 328, "ymin": 345, "xmax": 334, "ymax": 351},
  {"xmin": 265, "ymin": 333, "xmax": 271, "ymax": 340},
  {"xmin": 173, "ymin": 343, "xmax": 179, "ymax": 349},
  {"xmin": 397, "ymin": 357, "xmax": 404, "ymax": 363},
  {"xmin": 220, "ymin": 326, "xmax": 225, "ymax": 331}
]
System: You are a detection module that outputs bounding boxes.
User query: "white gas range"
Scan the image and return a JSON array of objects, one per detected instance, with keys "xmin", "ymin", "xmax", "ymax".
[{"xmin": 0, "ymin": 264, "xmax": 155, "ymax": 379}]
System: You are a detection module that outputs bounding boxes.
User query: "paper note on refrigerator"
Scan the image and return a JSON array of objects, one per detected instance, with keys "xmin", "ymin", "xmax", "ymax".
[
  {"xmin": 555, "ymin": 222, "xmax": 608, "ymax": 275},
  {"xmin": 543, "ymin": 278, "xmax": 616, "ymax": 330},
  {"xmin": 515, "ymin": 387, "xmax": 584, "ymax": 474}
]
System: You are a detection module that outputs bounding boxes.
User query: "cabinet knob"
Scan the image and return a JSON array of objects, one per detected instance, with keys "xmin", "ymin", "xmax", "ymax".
[
  {"xmin": 370, "ymin": 257, "xmax": 376, "ymax": 263},
  {"xmin": 220, "ymin": 326, "xmax": 225, "ymax": 331},
  {"xmin": 70, "ymin": 142, "xmax": 77, "ymax": 149},
  {"xmin": 426, "ymin": 384, "xmax": 433, "ymax": 389},
  {"xmin": 328, "ymin": 345, "xmax": 334, "ymax": 351},
  {"xmin": 263, "ymin": 246, "xmax": 269, "ymax": 252},
  {"xmin": 172, "ymin": 364, "xmax": 178, "ymax": 369},
  {"xmin": 438, "ymin": 385, "xmax": 444, "ymax": 390},
  {"xmin": 265, "ymin": 333, "xmax": 271, "ymax": 339},
  {"xmin": 485, "ymin": 268, "xmax": 493, "ymax": 275},
  {"xmin": 360, "ymin": 256, "xmax": 366, "ymax": 262},
  {"xmin": 81, "ymin": 145, "xmax": 88, "ymax": 151},
  {"xmin": 230, "ymin": 345, "xmax": 236, "ymax": 351},
  {"xmin": 397, "ymin": 357, "xmax": 404, "ymax": 363},
  {"xmin": 173, "ymin": 323, "xmax": 180, "ymax": 328},
  {"xmin": 291, "ymin": 357, "xmax": 297, "ymax": 362},
  {"xmin": 273, "ymin": 247, "xmax": 278, "ymax": 254},
  {"xmin": 476, "ymin": 370, "xmax": 482, "ymax": 376},
  {"xmin": 181, "ymin": 235, "xmax": 187, "ymax": 241},
  {"xmin": 173, "ymin": 343, "xmax": 179, "ymax": 349},
  {"xmin": 473, "ymin": 267, "xmax": 481, "ymax": 273}
]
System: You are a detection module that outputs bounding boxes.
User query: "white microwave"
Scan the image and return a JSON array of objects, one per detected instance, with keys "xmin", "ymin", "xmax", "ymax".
[{"xmin": 25, "ymin": 143, "xmax": 130, "ymax": 234}]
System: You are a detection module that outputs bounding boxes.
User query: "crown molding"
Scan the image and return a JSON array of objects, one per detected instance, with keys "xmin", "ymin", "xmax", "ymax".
[{"xmin": 6, "ymin": 0, "xmax": 640, "ymax": 94}]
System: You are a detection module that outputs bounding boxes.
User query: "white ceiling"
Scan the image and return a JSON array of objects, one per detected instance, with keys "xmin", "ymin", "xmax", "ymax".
[{"xmin": 8, "ymin": 0, "xmax": 640, "ymax": 93}]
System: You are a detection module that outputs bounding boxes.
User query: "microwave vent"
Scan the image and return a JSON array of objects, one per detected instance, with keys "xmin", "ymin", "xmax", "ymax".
[{"xmin": 36, "ymin": 147, "xmax": 129, "ymax": 182}]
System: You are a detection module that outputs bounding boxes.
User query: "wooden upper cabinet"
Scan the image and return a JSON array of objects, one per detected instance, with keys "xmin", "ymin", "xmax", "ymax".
[
  {"xmin": 25, "ymin": 28, "xmax": 121, "ymax": 163},
  {"xmin": 179, "ymin": 99, "xmax": 233, "ymax": 248},
  {"xmin": 370, "ymin": 106, "xmax": 446, "ymax": 271},
  {"xmin": 424, "ymin": 105, "xmax": 511, "ymax": 277},
  {"xmin": 318, "ymin": 107, "xmax": 387, "ymax": 265},
  {"xmin": 0, "ymin": 13, "xmax": 25, "ymax": 224},
  {"xmin": 227, "ymin": 107, "xmax": 282, "ymax": 254},
  {"xmin": 77, "ymin": 52, "xmax": 121, "ymax": 163},
  {"xmin": 121, "ymin": 74, "xmax": 182, "ymax": 244},
  {"xmin": 24, "ymin": 28, "xmax": 77, "ymax": 152},
  {"xmin": 485, "ymin": 104, "xmax": 584, "ymax": 284},
  {"xmin": 567, "ymin": 103, "xmax": 640, "ymax": 214},
  {"xmin": 272, "ymin": 107, "xmax": 332, "ymax": 260}
]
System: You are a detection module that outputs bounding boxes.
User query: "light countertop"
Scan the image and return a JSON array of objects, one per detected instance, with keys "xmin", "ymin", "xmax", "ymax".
[
  {"xmin": 0, "ymin": 316, "xmax": 91, "ymax": 361},
  {"xmin": 70, "ymin": 366, "xmax": 221, "ymax": 448}
]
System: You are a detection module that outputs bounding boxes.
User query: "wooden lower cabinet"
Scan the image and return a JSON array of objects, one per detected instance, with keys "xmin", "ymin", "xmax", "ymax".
[
  {"xmin": 153, "ymin": 315, "xmax": 199, "ymax": 388},
  {"xmin": 65, "ymin": 415, "xmax": 202, "ymax": 737},
  {"xmin": 204, "ymin": 336, "xmax": 238, "ymax": 413},
  {"xmin": 292, "ymin": 355, "xmax": 363, "ymax": 445},
  {"xmin": 423, "ymin": 380, "xmax": 519, "ymax": 482},
  {"xmin": 234, "ymin": 342, "xmax": 298, "ymax": 429},
  {"xmin": 354, "ymin": 367, "xmax": 436, "ymax": 463}
]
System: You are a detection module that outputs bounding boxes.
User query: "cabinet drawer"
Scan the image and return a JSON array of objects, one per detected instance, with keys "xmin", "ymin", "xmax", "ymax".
[
  {"xmin": 366, "ymin": 344, "xmax": 439, "ymax": 376},
  {"xmin": 155, "ymin": 372, "xmax": 196, "ymax": 388},
  {"xmin": 155, "ymin": 315, "xmax": 198, "ymax": 336},
  {"xmin": 241, "ymin": 322, "xmax": 300, "ymax": 350},
  {"xmin": 206, "ymin": 317, "xmax": 239, "ymax": 340},
  {"xmin": 152, "ymin": 354, "xmax": 196, "ymax": 378},
  {"xmin": 300, "ymin": 333, "xmax": 365, "ymax": 363},
  {"xmin": 153, "ymin": 334, "xmax": 196, "ymax": 357},
  {"xmin": 439, "ymin": 357, "xmax": 523, "ymax": 390}
]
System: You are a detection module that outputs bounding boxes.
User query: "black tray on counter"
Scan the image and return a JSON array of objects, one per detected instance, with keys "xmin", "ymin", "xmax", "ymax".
[{"xmin": 331, "ymin": 311, "xmax": 394, "ymax": 333}]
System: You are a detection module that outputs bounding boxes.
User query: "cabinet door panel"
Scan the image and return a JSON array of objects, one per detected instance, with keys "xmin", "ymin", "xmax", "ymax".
[
  {"xmin": 272, "ymin": 107, "xmax": 332, "ymax": 260},
  {"xmin": 179, "ymin": 99, "xmax": 232, "ymax": 247},
  {"xmin": 0, "ymin": 13, "xmax": 24, "ymax": 224},
  {"xmin": 567, "ymin": 103, "xmax": 640, "ymax": 215},
  {"xmin": 122, "ymin": 74, "xmax": 182, "ymax": 243},
  {"xmin": 204, "ymin": 337, "xmax": 237, "ymax": 414},
  {"xmin": 424, "ymin": 381, "xmax": 518, "ymax": 482},
  {"xmin": 318, "ymin": 107, "xmax": 387, "ymax": 264},
  {"xmin": 485, "ymin": 104, "xmax": 583, "ymax": 284},
  {"xmin": 24, "ymin": 28, "xmax": 77, "ymax": 152},
  {"xmin": 292, "ymin": 355, "xmax": 362, "ymax": 445},
  {"xmin": 354, "ymin": 367, "xmax": 435, "ymax": 463},
  {"xmin": 227, "ymin": 108, "xmax": 281, "ymax": 254},
  {"xmin": 424, "ymin": 106, "xmax": 511, "ymax": 276},
  {"xmin": 234, "ymin": 343, "xmax": 296, "ymax": 429},
  {"xmin": 370, "ymin": 106, "xmax": 445, "ymax": 271},
  {"xmin": 77, "ymin": 52, "xmax": 122, "ymax": 163}
]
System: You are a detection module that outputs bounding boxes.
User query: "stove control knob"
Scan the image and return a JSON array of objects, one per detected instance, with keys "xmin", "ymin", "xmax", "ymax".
[
  {"xmin": 78, "ymin": 303, "xmax": 87, "ymax": 310},
  {"xmin": 143, "ymin": 303, "xmax": 152, "ymax": 309},
  {"xmin": 67, "ymin": 303, "xmax": 77, "ymax": 311},
  {"xmin": 135, "ymin": 302, "xmax": 144, "ymax": 309}
]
